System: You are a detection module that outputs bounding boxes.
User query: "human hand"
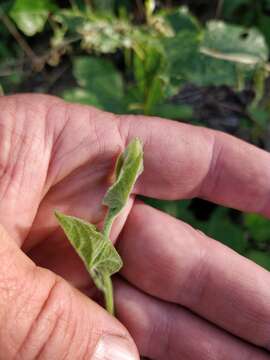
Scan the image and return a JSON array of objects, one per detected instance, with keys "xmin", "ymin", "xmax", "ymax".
[{"xmin": 1, "ymin": 94, "xmax": 270, "ymax": 359}]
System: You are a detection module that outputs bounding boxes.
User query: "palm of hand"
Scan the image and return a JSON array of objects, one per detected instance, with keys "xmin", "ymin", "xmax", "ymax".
[{"xmin": 1, "ymin": 94, "xmax": 126, "ymax": 289}]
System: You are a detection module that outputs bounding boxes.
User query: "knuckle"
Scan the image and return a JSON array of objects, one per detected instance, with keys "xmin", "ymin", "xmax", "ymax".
[{"xmin": 178, "ymin": 229, "xmax": 211, "ymax": 307}]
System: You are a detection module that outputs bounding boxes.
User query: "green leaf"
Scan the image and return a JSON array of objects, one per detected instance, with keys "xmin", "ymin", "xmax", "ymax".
[
  {"xmin": 248, "ymin": 107, "xmax": 269, "ymax": 128},
  {"xmin": 201, "ymin": 21, "xmax": 269, "ymax": 66},
  {"xmin": 103, "ymin": 138, "xmax": 143, "ymax": 237},
  {"xmin": 244, "ymin": 213, "xmax": 270, "ymax": 245},
  {"xmin": 10, "ymin": 0, "xmax": 56, "ymax": 36},
  {"xmin": 199, "ymin": 207, "xmax": 247, "ymax": 254},
  {"xmin": 246, "ymin": 250, "xmax": 270, "ymax": 271},
  {"xmin": 151, "ymin": 103, "xmax": 193, "ymax": 120},
  {"xmin": 257, "ymin": 15, "xmax": 270, "ymax": 48},
  {"xmin": 163, "ymin": 5, "xmax": 201, "ymax": 34},
  {"xmin": 62, "ymin": 88, "xmax": 102, "ymax": 107},
  {"xmin": 72, "ymin": 56, "xmax": 125, "ymax": 113},
  {"xmin": 52, "ymin": 9, "xmax": 85, "ymax": 33},
  {"xmin": 164, "ymin": 31, "xmax": 237, "ymax": 87},
  {"xmin": 142, "ymin": 198, "xmax": 195, "ymax": 224},
  {"xmin": 55, "ymin": 211, "xmax": 122, "ymax": 314}
]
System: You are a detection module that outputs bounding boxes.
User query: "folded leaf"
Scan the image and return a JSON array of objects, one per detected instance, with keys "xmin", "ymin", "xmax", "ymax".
[{"xmin": 102, "ymin": 138, "xmax": 143, "ymax": 237}]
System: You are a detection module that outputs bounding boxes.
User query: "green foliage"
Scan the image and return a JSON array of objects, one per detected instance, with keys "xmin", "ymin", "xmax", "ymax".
[
  {"xmin": 164, "ymin": 30, "xmax": 238, "ymax": 87},
  {"xmin": 222, "ymin": 0, "xmax": 270, "ymax": 47},
  {"xmin": 198, "ymin": 208, "xmax": 247, "ymax": 254},
  {"xmin": 163, "ymin": 6, "xmax": 201, "ymax": 33},
  {"xmin": 55, "ymin": 5, "xmax": 270, "ymax": 115},
  {"xmin": 55, "ymin": 138, "xmax": 143, "ymax": 315},
  {"xmin": 144, "ymin": 197, "xmax": 270, "ymax": 267},
  {"xmin": 10, "ymin": 0, "xmax": 56, "ymax": 36},
  {"xmin": 63, "ymin": 56, "xmax": 124, "ymax": 112},
  {"xmin": 244, "ymin": 213, "xmax": 270, "ymax": 246},
  {"xmin": 202, "ymin": 21, "xmax": 269, "ymax": 64}
]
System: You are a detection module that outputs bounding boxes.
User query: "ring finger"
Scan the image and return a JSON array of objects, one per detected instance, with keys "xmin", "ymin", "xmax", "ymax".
[{"xmin": 115, "ymin": 279, "xmax": 269, "ymax": 360}]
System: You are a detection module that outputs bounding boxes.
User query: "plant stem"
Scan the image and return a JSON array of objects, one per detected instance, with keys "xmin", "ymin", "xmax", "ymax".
[
  {"xmin": 103, "ymin": 275, "xmax": 114, "ymax": 315},
  {"xmin": 102, "ymin": 211, "xmax": 116, "ymax": 315},
  {"xmin": 215, "ymin": 0, "xmax": 224, "ymax": 19},
  {"xmin": 253, "ymin": 65, "xmax": 266, "ymax": 107},
  {"xmin": 0, "ymin": 6, "xmax": 40, "ymax": 68}
]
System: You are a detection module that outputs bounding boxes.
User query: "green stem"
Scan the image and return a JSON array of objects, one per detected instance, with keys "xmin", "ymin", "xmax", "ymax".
[
  {"xmin": 236, "ymin": 64, "xmax": 245, "ymax": 91},
  {"xmin": 253, "ymin": 65, "xmax": 266, "ymax": 107},
  {"xmin": 102, "ymin": 211, "xmax": 116, "ymax": 316},
  {"xmin": 103, "ymin": 275, "xmax": 114, "ymax": 315}
]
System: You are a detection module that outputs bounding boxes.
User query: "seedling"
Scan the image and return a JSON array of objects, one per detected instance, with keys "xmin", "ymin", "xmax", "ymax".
[{"xmin": 55, "ymin": 138, "xmax": 144, "ymax": 315}]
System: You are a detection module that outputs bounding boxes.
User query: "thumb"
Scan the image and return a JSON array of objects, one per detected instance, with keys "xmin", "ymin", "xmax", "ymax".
[{"xmin": 0, "ymin": 224, "xmax": 139, "ymax": 360}]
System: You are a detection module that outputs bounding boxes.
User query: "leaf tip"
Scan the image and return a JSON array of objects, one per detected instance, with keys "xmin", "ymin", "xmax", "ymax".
[
  {"xmin": 54, "ymin": 210, "xmax": 62, "ymax": 220},
  {"xmin": 54, "ymin": 210, "xmax": 67, "ymax": 226}
]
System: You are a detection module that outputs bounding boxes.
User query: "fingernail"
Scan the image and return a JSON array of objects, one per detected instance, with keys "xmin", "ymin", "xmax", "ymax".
[{"xmin": 92, "ymin": 334, "xmax": 138, "ymax": 360}]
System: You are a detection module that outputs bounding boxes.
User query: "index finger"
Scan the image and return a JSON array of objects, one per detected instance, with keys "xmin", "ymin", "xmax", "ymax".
[{"xmin": 118, "ymin": 114, "xmax": 270, "ymax": 216}]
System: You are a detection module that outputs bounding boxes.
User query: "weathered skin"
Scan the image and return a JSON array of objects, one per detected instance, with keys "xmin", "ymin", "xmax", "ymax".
[{"xmin": 0, "ymin": 94, "xmax": 270, "ymax": 359}]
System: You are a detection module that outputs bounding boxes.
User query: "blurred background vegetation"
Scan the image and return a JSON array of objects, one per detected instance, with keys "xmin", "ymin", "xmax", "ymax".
[{"xmin": 1, "ymin": 0, "xmax": 270, "ymax": 270}]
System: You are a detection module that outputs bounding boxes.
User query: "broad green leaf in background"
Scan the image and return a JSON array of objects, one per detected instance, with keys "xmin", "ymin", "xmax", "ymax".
[
  {"xmin": 201, "ymin": 21, "xmax": 269, "ymax": 66},
  {"xmin": 222, "ymin": 0, "xmax": 270, "ymax": 48},
  {"xmin": 163, "ymin": 5, "xmax": 201, "ymax": 34},
  {"xmin": 198, "ymin": 207, "xmax": 248, "ymax": 254},
  {"xmin": 163, "ymin": 31, "xmax": 237, "ymax": 87},
  {"xmin": 55, "ymin": 212, "xmax": 122, "ymax": 315},
  {"xmin": 10, "ymin": 0, "xmax": 56, "ymax": 36},
  {"xmin": 103, "ymin": 138, "xmax": 144, "ymax": 238},
  {"xmin": 63, "ymin": 88, "xmax": 102, "ymax": 108},
  {"xmin": 142, "ymin": 198, "xmax": 195, "ymax": 224},
  {"xmin": 52, "ymin": 9, "xmax": 85, "ymax": 33},
  {"xmin": 150, "ymin": 103, "xmax": 193, "ymax": 120},
  {"xmin": 67, "ymin": 56, "xmax": 125, "ymax": 113},
  {"xmin": 244, "ymin": 213, "xmax": 270, "ymax": 246}
]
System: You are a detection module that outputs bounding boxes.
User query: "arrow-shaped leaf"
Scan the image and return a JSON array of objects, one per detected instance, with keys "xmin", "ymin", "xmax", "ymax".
[{"xmin": 55, "ymin": 211, "xmax": 122, "ymax": 314}]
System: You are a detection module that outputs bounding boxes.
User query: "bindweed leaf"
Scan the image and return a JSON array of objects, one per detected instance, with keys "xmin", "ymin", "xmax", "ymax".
[
  {"xmin": 201, "ymin": 21, "xmax": 269, "ymax": 66},
  {"xmin": 54, "ymin": 137, "xmax": 144, "ymax": 315},
  {"xmin": 102, "ymin": 138, "xmax": 144, "ymax": 237},
  {"xmin": 55, "ymin": 211, "xmax": 122, "ymax": 314}
]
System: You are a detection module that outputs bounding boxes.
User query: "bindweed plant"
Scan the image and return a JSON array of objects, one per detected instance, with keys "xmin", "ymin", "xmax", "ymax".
[{"xmin": 55, "ymin": 138, "xmax": 143, "ymax": 315}]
